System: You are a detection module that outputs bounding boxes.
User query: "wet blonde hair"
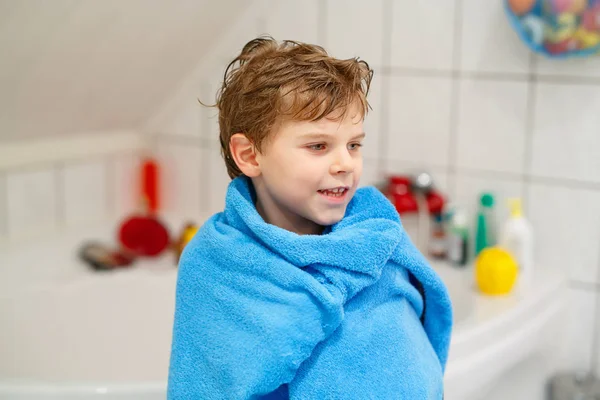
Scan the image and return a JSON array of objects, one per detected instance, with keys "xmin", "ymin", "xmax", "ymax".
[{"xmin": 215, "ymin": 36, "xmax": 373, "ymax": 178}]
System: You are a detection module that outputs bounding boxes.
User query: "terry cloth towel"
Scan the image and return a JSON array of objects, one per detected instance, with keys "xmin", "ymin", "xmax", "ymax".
[{"xmin": 168, "ymin": 176, "xmax": 453, "ymax": 399}]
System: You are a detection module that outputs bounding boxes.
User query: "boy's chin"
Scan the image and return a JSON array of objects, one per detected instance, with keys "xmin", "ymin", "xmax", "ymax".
[{"xmin": 311, "ymin": 210, "xmax": 347, "ymax": 227}]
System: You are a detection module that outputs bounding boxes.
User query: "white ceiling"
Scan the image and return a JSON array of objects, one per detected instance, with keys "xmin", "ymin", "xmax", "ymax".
[{"xmin": 0, "ymin": 0, "xmax": 249, "ymax": 141}]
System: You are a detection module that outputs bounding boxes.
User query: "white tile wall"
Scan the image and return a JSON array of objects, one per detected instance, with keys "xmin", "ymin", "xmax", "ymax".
[
  {"xmin": 325, "ymin": 0, "xmax": 385, "ymax": 66},
  {"xmin": 113, "ymin": 153, "xmax": 142, "ymax": 218},
  {"xmin": 62, "ymin": 160, "xmax": 108, "ymax": 228},
  {"xmin": 460, "ymin": 0, "xmax": 531, "ymax": 74},
  {"xmin": 6, "ymin": 168, "xmax": 58, "ymax": 240},
  {"xmin": 199, "ymin": 67, "xmax": 224, "ymax": 146},
  {"xmin": 456, "ymin": 79, "xmax": 529, "ymax": 174},
  {"xmin": 360, "ymin": 159, "xmax": 382, "ymax": 188},
  {"xmin": 536, "ymin": 55, "xmax": 600, "ymax": 78},
  {"xmin": 206, "ymin": 146, "xmax": 231, "ymax": 215},
  {"xmin": 531, "ymin": 83, "xmax": 600, "ymax": 184},
  {"xmin": 1, "ymin": 150, "xmax": 144, "ymax": 243},
  {"xmin": 528, "ymin": 183, "xmax": 600, "ymax": 284},
  {"xmin": 386, "ymin": 75, "xmax": 453, "ymax": 168},
  {"xmin": 363, "ymin": 70, "xmax": 384, "ymax": 160},
  {"xmin": 156, "ymin": 143, "xmax": 205, "ymax": 219},
  {"xmin": 390, "ymin": 0, "xmax": 456, "ymax": 71},
  {"xmin": 264, "ymin": 0, "xmax": 320, "ymax": 44}
]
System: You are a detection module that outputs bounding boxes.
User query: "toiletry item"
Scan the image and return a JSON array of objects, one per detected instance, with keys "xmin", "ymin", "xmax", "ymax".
[
  {"xmin": 386, "ymin": 176, "xmax": 419, "ymax": 245},
  {"xmin": 499, "ymin": 198, "xmax": 534, "ymax": 287},
  {"xmin": 428, "ymin": 213, "xmax": 447, "ymax": 259},
  {"xmin": 475, "ymin": 193, "xmax": 496, "ymax": 256},
  {"xmin": 141, "ymin": 157, "xmax": 160, "ymax": 214},
  {"xmin": 174, "ymin": 222, "xmax": 199, "ymax": 264},
  {"xmin": 79, "ymin": 242, "xmax": 135, "ymax": 271},
  {"xmin": 475, "ymin": 247, "xmax": 518, "ymax": 296},
  {"xmin": 412, "ymin": 172, "xmax": 434, "ymax": 253},
  {"xmin": 448, "ymin": 208, "xmax": 469, "ymax": 267},
  {"xmin": 118, "ymin": 214, "xmax": 170, "ymax": 257},
  {"xmin": 117, "ymin": 154, "xmax": 170, "ymax": 257}
]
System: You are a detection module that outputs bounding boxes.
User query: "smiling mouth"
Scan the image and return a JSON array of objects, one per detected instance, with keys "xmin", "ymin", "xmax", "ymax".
[{"xmin": 317, "ymin": 187, "xmax": 349, "ymax": 198}]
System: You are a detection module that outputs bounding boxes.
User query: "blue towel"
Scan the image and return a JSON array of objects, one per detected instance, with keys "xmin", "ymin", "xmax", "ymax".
[{"xmin": 168, "ymin": 176, "xmax": 453, "ymax": 399}]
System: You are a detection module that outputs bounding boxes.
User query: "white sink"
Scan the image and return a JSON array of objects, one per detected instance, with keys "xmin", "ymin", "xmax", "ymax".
[{"xmin": 431, "ymin": 261, "xmax": 566, "ymax": 400}]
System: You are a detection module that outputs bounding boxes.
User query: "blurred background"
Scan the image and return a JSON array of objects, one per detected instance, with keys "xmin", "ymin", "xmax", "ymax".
[{"xmin": 1, "ymin": 1, "xmax": 599, "ymax": 399}]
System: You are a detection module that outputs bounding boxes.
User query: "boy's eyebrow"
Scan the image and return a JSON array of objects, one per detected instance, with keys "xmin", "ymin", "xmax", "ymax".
[{"xmin": 300, "ymin": 132, "xmax": 366, "ymax": 141}]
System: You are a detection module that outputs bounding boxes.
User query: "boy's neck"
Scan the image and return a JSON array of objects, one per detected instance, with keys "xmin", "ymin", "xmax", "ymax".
[{"xmin": 252, "ymin": 179, "xmax": 324, "ymax": 236}]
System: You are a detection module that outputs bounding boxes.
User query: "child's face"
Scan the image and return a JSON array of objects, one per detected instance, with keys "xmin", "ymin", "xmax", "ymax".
[{"xmin": 253, "ymin": 104, "xmax": 364, "ymax": 235}]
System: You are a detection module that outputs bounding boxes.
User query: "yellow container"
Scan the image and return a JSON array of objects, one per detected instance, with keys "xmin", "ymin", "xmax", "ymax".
[{"xmin": 475, "ymin": 247, "xmax": 519, "ymax": 296}]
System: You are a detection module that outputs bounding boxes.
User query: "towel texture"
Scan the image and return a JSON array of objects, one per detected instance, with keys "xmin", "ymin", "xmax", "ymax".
[{"xmin": 168, "ymin": 176, "xmax": 452, "ymax": 399}]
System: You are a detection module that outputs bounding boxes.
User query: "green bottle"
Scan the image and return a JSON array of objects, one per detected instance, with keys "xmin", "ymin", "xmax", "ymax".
[{"xmin": 475, "ymin": 193, "xmax": 496, "ymax": 256}]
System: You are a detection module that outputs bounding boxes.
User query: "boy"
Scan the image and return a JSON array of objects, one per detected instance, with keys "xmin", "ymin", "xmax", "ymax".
[{"xmin": 168, "ymin": 37, "xmax": 452, "ymax": 399}]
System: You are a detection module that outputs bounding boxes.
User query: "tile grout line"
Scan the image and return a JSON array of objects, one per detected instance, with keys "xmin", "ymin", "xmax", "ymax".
[
  {"xmin": 528, "ymin": 175, "xmax": 600, "ymax": 191},
  {"xmin": 377, "ymin": 0, "xmax": 394, "ymax": 178},
  {"xmin": 522, "ymin": 52, "xmax": 537, "ymax": 212},
  {"xmin": 380, "ymin": 162, "xmax": 600, "ymax": 192},
  {"xmin": 0, "ymin": 150, "xmax": 139, "ymax": 176},
  {"xmin": 199, "ymin": 82, "xmax": 212, "ymax": 214},
  {"xmin": 446, "ymin": 0, "xmax": 463, "ymax": 199},
  {"xmin": 380, "ymin": 67, "xmax": 600, "ymax": 85},
  {"xmin": 590, "ymin": 238, "xmax": 600, "ymax": 376},
  {"xmin": 570, "ymin": 280, "xmax": 600, "ymax": 291}
]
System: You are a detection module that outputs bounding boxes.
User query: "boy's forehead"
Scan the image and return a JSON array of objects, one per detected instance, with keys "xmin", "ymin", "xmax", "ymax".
[{"xmin": 283, "ymin": 115, "xmax": 364, "ymax": 135}]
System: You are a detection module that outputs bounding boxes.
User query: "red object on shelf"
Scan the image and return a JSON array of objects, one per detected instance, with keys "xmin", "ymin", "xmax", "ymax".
[
  {"xmin": 383, "ymin": 175, "xmax": 446, "ymax": 215},
  {"xmin": 115, "ymin": 155, "xmax": 169, "ymax": 258},
  {"xmin": 118, "ymin": 215, "xmax": 170, "ymax": 257},
  {"xmin": 142, "ymin": 157, "xmax": 159, "ymax": 214},
  {"xmin": 426, "ymin": 191, "xmax": 445, "ymax": 215},
  {"xmin": 387, "ymin": 176, "xmax": 418, "ymax": 214}
]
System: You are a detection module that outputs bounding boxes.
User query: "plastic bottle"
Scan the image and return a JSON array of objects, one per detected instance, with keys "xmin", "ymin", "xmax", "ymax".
[
  {"xmin": 428, "ymin": 213, "xmax": 447, "ymax": 259},
  {"xmin": 448, "ymin": 208, "xmax": 469, "ymax": 267},
  {"xmin": 499, "ymin": 198, "xmax": 534, "ymax": 287},
  {"xmin": 475, "ymin": 193, "xmax": 496, "ymax": 256}
]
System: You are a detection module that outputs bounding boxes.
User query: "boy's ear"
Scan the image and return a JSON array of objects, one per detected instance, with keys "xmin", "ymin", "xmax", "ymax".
[{"xmin": 229, "ymin": 133, "xmax": 261, "ymax": 177}]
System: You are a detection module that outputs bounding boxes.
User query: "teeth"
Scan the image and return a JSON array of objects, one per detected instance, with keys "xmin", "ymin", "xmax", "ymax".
[{"xmin": 320, "ymin": 188, "xmax": 346, "ymax": 197}]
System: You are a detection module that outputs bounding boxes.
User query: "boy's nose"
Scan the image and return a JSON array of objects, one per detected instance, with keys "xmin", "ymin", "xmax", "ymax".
[{"xmin": 330, "ymin": 150, "xmax": 355, "ymax": 175}]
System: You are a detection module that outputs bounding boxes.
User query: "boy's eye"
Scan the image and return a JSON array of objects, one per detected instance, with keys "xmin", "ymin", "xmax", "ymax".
[
  {"xmin": 348, "ymin": 142, "xmax": 363, "ymax": 151},
  {"xmin": 308, "ymin": 144, "xmax": 326, "ymax": 151}
]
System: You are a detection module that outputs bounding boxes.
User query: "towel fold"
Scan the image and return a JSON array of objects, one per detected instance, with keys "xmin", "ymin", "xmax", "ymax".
[{"xmin": 168, "ymin": 176, "xmax": 453, "ymax": 399}]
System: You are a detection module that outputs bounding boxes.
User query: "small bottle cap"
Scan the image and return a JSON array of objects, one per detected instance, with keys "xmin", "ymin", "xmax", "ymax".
[
  {"xmin": 480, "ymin": 193, "xmax": 495, "ymax": 208},
  {"xmin": 508, "ymin": 198, "xmax": 523, "ymax": 218}
]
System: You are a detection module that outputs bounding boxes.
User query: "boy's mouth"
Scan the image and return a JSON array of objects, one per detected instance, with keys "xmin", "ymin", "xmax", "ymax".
[{"xmin": 317, "ymin": 186, "xmax": 349, "ymax": 199}]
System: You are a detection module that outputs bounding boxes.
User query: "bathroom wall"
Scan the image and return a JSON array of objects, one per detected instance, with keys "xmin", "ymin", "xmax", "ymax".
[
  {"xmin": 148, "ymin": 1, "xmax": 600, "ymax": 398},
  {"xmin": 0, "ymin": 132, "xmax": 143, "ymax": 244}
]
